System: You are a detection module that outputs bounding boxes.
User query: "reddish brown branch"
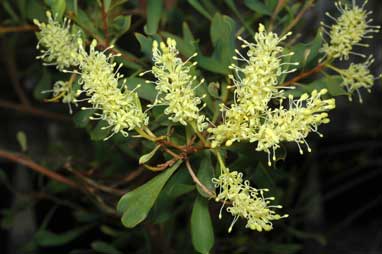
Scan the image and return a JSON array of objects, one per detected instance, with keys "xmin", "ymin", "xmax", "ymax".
[
  {"xmin": 282, "ymin": 62, "xmax": 325, "ymax": 87},
  {"xmin": 1, "ymin": 42, "xmax": 30, "ymax": 106},
  {"xmin": 0, "ymin": 99, "xmax": 71, "ymax": 122},
  {"xmin": 0, "ymin": 25, "xmax": 37, "ymax": 33},
  {"xmin": 0, "ymin": 150, "xmax": 79, "ymax": 189},
  {"xmin": 101, "ymin": 0, "xmax": 110, "ymax": 46}
]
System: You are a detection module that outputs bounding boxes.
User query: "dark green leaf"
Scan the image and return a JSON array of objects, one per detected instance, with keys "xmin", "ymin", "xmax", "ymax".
[
  {"xmin": 191, "ymin": 196, "xmax": 214, "ymax": 254},
  {"xmin": 135, "ymin": 33, "xmax": 153, "ymax": 57},
  {"xmin": 90, "ymin": 120, "xmax": 110, "ymax": 141},
  {"xmin": 187, "ymin": 0, "xmax": 212, "ymax": 20},
  {"xmin": 45, "ymin": 0, "xmax": 66, "ymax": 20},
  {"xmin": 91, "ymin": 241, "xmax": 123, "ymax": 254},
  {"xmin": 34, "ymin": 69, "xmax": 51, "ymax": 101},
  {"xmin": 244, "ymin": 0, "xmax": 272, "ymax": 16},
  {"xmin": 127, "ymin": 77, "xmax": 156, "ymax": 102},
  {"xmin": 73, "ymin": 109, "xmax": 95, "ymax": 128},
  {"xmin": 289, "ymin": 32, "xmax": 323, "ymax": 70},
  {"xmin": 117, "ymin": 160, "xmax": 182, "ymax": 228},
  {"xmin": 111, "ymin": 15, "xmax": 131, "ymax": 38},
  {"xmin": 35, "ymin": 226, "xmax": 90, "ymax": 247},
  {"xmin": 145, "ymin": 0, "xmax": 163, "ymax": 35}
]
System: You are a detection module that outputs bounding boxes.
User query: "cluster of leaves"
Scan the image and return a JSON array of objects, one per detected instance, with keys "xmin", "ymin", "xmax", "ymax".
[{"xmin": 1, "ymin": 0, "xmax": 378, "ymax": 254}]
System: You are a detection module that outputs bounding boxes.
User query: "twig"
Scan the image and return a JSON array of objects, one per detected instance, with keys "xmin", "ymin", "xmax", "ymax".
[
  {"xmin": 0, "ymin": 24, "xmax": 37, "ymax": 33},
  {"xmin": 1, "ymin": 41, "xmax": 30, "ymax": 106},
  {"xmin": 0, "ymin": 150, "xmax": 79, "ymax": 189},
  {"xmin": 101, "ymin": 0, "xmax": 110, "ymax": 46},
  {"xmin": 0, "ymin": 99, "xmax": 71, "ymax": 122},
  {"xmin": 281, "ymin": 62, "xmax": 326, "ymax": 87},
  {"xmin": 185, "ymin": 159, "xmax": 215, "ymax": 198},
  {"xmin": 65, "ymin": 163, "xmax": 125, "ymax": 196},
  {"xmin": 281, "ymin": 0, "xmax": 316, "ymax": 36},
  {"xmin": 269, "ymin": 0, "xmax": 287, "ymax": 31}
]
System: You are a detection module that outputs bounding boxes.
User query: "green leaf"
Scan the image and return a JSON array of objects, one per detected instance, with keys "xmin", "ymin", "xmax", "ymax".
[
  {"xmin": 127, "ymin": 77, "xmax": 156, "ymax": 102},
  {"xmin": 145, "ymin": 0, "xmax": 163, "ymax": 35},
  {"xmin": 26, "ymin": 1, "xmax": 45, "ymax": 21},
  {"xmin": 117, "ymin": 160, "xmax": 182, "ymax": 228},
  {"xmin": 111, "ymin": 15, "xmax": 131, "ymax": 38},
  {"xmin": 34, "ymin": 69, "xmax": 51, "ymax": 101},
  {"xmin": 244, "ymin": 0, "xmax": 272, "ymax": 16},
  {"xmin": 196, "ymin": 55, "xmax": 228, "ymax": 74},
  {"xmin": 210, "ymin": 13, "xmax": 235, "ymax": 68},
  {"xmin": 187, "ymin": 0, "xmax": 212, "ymax": 20},
  {"xmin": 16, "ymin": 131, "xmax": 27, "ymax": 152},
  {"xmin": 90, "ymin": 120, "xmax": 110, "ymax": 141},
  {"xmin": 253, "ymin": 163, "xmax": 282, "ymax": 199},
  {"xmin": 191, "ymin": 196, "xmax": 214, "ymax": 254},
  {"xmin": 289, "ymin": 32, "xmax": 323, "ymax": 70},
  {"xmin": 91, "ymin": 241, "xmax": 123, "ymax": 254},
  {"xmin": 135, "ymin": 33, "xmax": 153, "ymax": 57},
  {"xmin": 196, "ymin": 152, "xmax": 215, "ymax": 198},
  {"xmin": 139, "ymin": 145, "xmax": 160, "ymax": 164},
  {"xmin": 45, "ymin": 0, "xmax": 66, "ymax": 20},
  {"xmin": 35, "ymin": 226, "xmax": 90, "ymax": 247},
  {"xmin": 289, "ymin": 75, "xmax": 347, "ymax": 97},
  {"xmin": 73, "ymin": 109, "xmax": 95, "ymax": 128}
]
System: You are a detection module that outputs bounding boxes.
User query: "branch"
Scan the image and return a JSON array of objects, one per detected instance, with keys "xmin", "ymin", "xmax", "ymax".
[
  {"xmin": 281, "ymin": 62, "xmax": 326, "ymax": 87},
  {"xmin": 185, "ymin": 159, "xmax": 216, "ymax": 198},
  {"xmin": 0, "ymin": 149, "xmax": 79, "ymax": 189},
  {"xmin": 0, "ymin": 24, "xmax": 37, "ymax": 33},
  {"xmin": 101, "ymin": 0, "xmax": 110, "ymax": 46},
  {"xmin": 269, "ymin": 0, "xmax": 287, "ymax": 31},
  {"xmin": 1, "ymin": 41, "xmax": 30, "ymax": 106},
  {"xmin": 281, "ymin": 0, "xmax": 316, "ymax": 36},
  {"xmin": 0, "ymin": 99, "xmax": 71, "ymax": 122}
]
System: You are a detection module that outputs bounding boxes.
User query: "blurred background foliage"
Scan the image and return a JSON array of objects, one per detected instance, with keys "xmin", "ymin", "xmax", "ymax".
[{"xmin": 0, "ymin": 0, "xmax": 381, "ymax": 253}]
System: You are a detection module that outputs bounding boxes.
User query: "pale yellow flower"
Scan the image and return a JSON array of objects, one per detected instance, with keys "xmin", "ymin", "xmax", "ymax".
[
  {"xmin": 34, "ymin": 11, "xmax": 85, "ymax": 70},
  {"xmin": 143, "ymin": 38, "xmax": 208, "ymax": 131},
  {"xmin": 321, "ymin": 1, "xmax": 380, "ymax": 60},
  {"xmin": 213, "ymin": 169, "xmax": 287, "ymax": 232}
]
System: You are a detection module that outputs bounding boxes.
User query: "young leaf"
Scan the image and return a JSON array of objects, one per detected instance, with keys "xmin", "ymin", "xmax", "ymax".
[
  {"xmin": 139, "ymin": 145, "xmax": 161, "ymax": 164},
  {"xmin": 117, "ymin": 160, "xmax": 182, "ymax": 228},
  {"xmin": 191, "ymin": 196, "xmax": 214, "ymax": 254},
  {"xmin": 16, "ymin": 131, "xmax": 28, "ymax": 152}
]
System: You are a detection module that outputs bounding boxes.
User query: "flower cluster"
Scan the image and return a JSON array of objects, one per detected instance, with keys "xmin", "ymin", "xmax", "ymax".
[
  {"xmin": 79, "ymin": 41, "xmax": 148, "ymax": 139},
  {"xmin": 35, "ymin": 13, "xmax": 148, "ymax": 138},
  {"xmin": 34, "ymin": 11, "xmax": 84, "ymax": 70},
  {"xmin": 208, "ymin": 24, "xmax": 334, "ymax": 165},
  {"xmin": 252, "ymin": 90, "xmax": 335, "ymax": 163},
  {"xmin": 321, "ymin": 1, "xmax": 380, "ymax": 60},
  {"xmin": 213, "ymin": 169, "xmax": 287, "ymax": 232},
  {"xmin": 208, "ymin": 24, "xmax": 295, "ymax": 148},
  {"xmin": 321, "ymin": 1, "xmax": 380, "ymax": 103},
  {"xmin": 143, "ymin": 38, "xmax": 208, "ymax": 131},
  {"xmin": 338, "ymin": 56, "xmax": 379, "ymax": 103}
]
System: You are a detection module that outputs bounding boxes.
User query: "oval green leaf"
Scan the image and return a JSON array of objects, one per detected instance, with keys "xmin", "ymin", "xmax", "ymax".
[{"xmin": 117, "ymin": 160, "xmax": 182, "ymax": 228}]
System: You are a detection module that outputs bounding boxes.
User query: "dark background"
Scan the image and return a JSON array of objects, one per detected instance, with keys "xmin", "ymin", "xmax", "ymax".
[{"xmin": 1, "ymin": 0, "xmax": 381, "ymax": 253}]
